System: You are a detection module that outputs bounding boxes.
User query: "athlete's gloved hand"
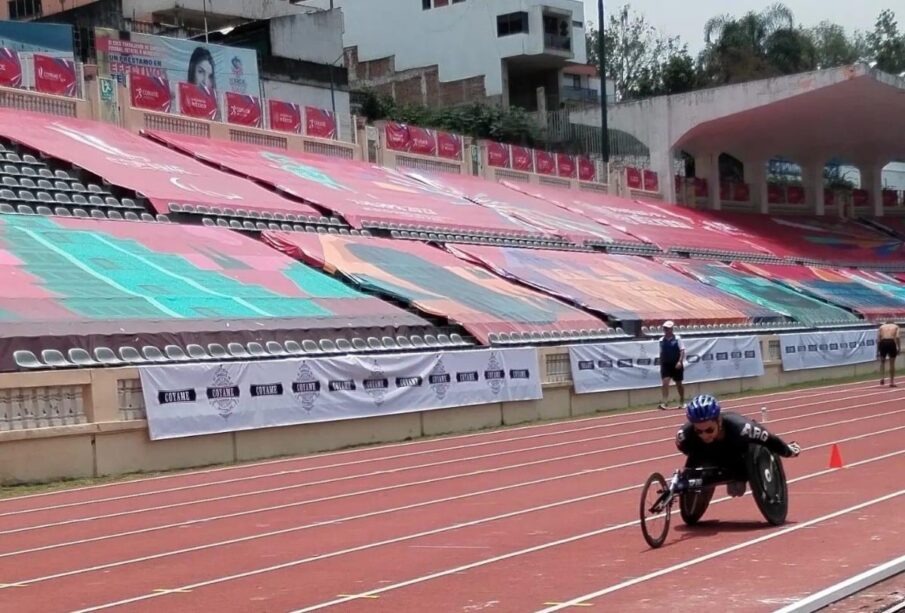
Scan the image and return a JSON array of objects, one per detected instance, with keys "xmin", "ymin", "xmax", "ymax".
[{"xmin": 785, "ymin": 441, "xmax": 801, "ymax": 457}]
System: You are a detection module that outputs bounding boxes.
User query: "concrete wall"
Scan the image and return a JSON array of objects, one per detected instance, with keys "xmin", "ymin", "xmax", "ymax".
[
  {"xmin": 0, "ymin": 344, "xmax": 897, "ymax": 485},
  {"xmin": 123, "ymin": 0, "xmax": 305, "ymax": 22},
  {"xmin": 270, "ymin": 10, "xmax": 343, "ymax": 66},
  {"xmin": 329, "ymin": 0, "xmax": 586, "ymax": 98}
]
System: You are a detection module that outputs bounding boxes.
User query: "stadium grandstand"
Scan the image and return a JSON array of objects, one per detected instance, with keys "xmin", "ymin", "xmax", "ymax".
[{"xmin": 0, "ymin": 12, "xmax": 904, "ymax": 611}]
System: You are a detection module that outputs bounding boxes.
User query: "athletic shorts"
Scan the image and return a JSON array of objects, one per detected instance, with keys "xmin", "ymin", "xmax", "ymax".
[
  {"xmin": 660, "ymin": 363, "xmax": 684, "ymax": 383},
  {"xmin": 879, "ymin": 338, "xmax": 899, "ymax": 359}
]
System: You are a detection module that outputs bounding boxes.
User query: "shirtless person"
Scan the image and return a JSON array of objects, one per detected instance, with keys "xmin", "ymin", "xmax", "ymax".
[{"xmin": 877, "ymin": 321, "xmax": 900, "ymax": 387}]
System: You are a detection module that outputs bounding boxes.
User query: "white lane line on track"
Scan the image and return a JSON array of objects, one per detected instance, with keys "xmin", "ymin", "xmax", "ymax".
[
  {"xmin": 8, "ymin": 425, "xmax": 904, "ymax": 587},
  {"xmin": 5, "ymin": 396, "xmax": 904, "ymax": 537},
  {"xmin": 7, "ymin": 413, "xmax": 905, "ymax": 572},
  {"xmin": 535, "ymin": 493, "xmax": 905, "ymax": 612},
  {"xmin": 2, "ymin": 383, "xmax": 887, "ymax": 518},
  {"xmin": 69, "ymin": 443, "xmax": 905, "ymax": 613},
  {"xmin": 0, "ymin": 379, "xmax": 877, "ymax": 506}
]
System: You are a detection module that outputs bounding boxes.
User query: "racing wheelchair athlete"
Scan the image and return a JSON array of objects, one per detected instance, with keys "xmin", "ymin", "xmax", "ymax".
[{"xmin": 640, "ymin": 394, "xmax": 801, "ymax": 548}]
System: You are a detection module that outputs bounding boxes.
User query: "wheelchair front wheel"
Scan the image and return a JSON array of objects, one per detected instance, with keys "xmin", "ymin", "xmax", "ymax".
[
  {"xmin": 640, "ymin": 472, "xmax": 671, "ymax": 548},
  {"xmin": 680, "ymin": 485, "xmax": 715, "ymax": 525}
]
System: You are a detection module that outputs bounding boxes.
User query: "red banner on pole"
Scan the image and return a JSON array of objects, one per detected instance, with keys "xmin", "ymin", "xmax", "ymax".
[
  {"xmin": 767, "ymin": 183, "xmax": 785, "ymax": 204},
  {"xmin": 556, "ymin": 153, "xmax": 576, "ymax": 178},
  {"xmin": 305, "ymin": 106, "xmax": 337, "ymax": 140},
  {"xmin": 786, "ymin": 185, "xmax": 805, "ymax": 205},
  {"xmin": 853, "ymin": 189, "xmax": 870, "ymax": 207},
  {"xmin": 178, "ymin": 82, "xmax": 219, "ymax": 121},
  {"xmin": 225, "ymin": 92, "xmax": 262, "ymax": 128},
  {"xmin": 385, "ymin": 122, "xmax": 410, "ymax": 151},
  {"xmin": 33, "ymin": 54, "xmax": 77, "ymax": 97},
  {"xmin": 129, "ymin": 74, "xmax": 172, "ymax": 113},
  {"xmin": 577, "ymin": 156, "xmax": 596, "ymax": 182},
  {"xmin": 268, "ymin": 100, "xmax": 302, "ymax": 134},
  {"xmin": 733, "ymin": 183, "xmax": 751, "ymax": 202},
  {"xmin": 0, "ymin": 48, "xmax": 22, "ymax": 88},
  {"xmin": 408, "ymin": 126, "xmax": 437, "ymax": 156},
  {"xmin": 511, "ymin": 146, "xmax": 533, "ymax": 172},
  {"xmin": 883, "ymin": 190, "xmax": 899, "ymax": 207},
  {"xmin": 534, "ymin": 150, "xmax": 556, "ymax": 175},
  {"xmin": 436, "ymin": 131, "xmax": 462, "ymax": 160},
  {"xmin": 642, "ymin": 169, "xmax": 659, "ymax": 192},
  {"xmin": 487, "ymin": 142, "xmax": 510, "ymax": 168},
  {"xmin": 626, "ymin": 167, "xmax": 642, "ymax": 189}
]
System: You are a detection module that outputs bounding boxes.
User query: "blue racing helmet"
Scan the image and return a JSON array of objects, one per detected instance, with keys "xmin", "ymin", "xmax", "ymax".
[{"xmin": 686, "ymin": 394, "xmax": 721, "ymax": 423}]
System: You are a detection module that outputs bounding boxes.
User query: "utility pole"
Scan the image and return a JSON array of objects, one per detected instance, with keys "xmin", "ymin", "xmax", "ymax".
[{"xmin": 597, "ymin": 0, "xmax": 609, "ymax": 163}]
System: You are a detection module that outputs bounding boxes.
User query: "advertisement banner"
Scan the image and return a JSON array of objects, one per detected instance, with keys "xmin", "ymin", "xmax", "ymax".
[
  {"xmin": 779, "ymin": 330, "xmax": 876, "ymax": 372},
  {"xmin": 643, "ymin": 169, "xmax": 659, "ymax": 192},
  {"xmin": 385, "ymin": 121, "xmax": 411, "ymax": 151},
  {"xmin": 268, "ymin": 99, "xmax": 302, "ymax": 134},
  {"xmin": 225, "ymin": 91, "xmax": 262, "ymax": 128},
  {"xmin": 556, "ymin": 153, "xmax": 576, "ymax": 179},
  {"xmin": 139, "ymin": 347, "xmax": 542, "ymax": 440},
  {"xmin": 305, "ymin": 106, "xmax": 337, "ymax": 139},
  {"xmin": 0, "ymin": 48, "xmax": 22, "ymax": 88},
  {"xmin": 437, "ymin": 131, "xmax": 463, "ymax": 160},
  {"xmin": 535, "ymin": 150, "xmax": 556, "ymax": 175},
  {"xmin": 95, "ymin": 29, "xmax": 259, "ymax": 109},
  {"xmin": 626, "ymin": 167, "xmax": 643, "ymax": 189},
  {"xmin": 178, "ymin": 81, "xmax": 219, "ymax": 121},
  {"xmin": 569, "ymin": 336, "xmax": 764, "ymax": 394},
  {"xmin": 33, "ymin": 54, "xmax": 77, "ymax": 97},
  {"xmin": 129, "ymin": 73, "xmax": 171, "ymax": 113},
  {"xmin": 578, "ymin": 156, "xmax": 596, "ymax": 182},
  {"xmin": 487, "ymin": 142, "xmax": 510, "ymax": 168},
  {"xmin": 408, "ymin": 126, "xmax": 437, "ymax": 156},
  {"xmin": 511, "ymin": 146, "xmax": 533, "ymax": 172}
]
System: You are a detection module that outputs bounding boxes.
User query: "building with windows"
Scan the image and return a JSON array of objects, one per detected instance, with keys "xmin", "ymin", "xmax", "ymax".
[{"xmin": 299, "ymin": 0, "xmax": 592, "ymax": 111}]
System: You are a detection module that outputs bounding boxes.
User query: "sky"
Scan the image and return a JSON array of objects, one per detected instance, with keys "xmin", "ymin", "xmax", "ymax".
[{"xmin": 582, "ymin": 1, "xmax": 894, "ymax": 54}]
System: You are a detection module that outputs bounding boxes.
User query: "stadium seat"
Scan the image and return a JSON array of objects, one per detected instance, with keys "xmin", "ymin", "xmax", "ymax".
[
  {"xmin": 94, "ymin": 347, "xmax": 123, "ymax": 366},
  {"xmin": 16, "ymin": 204, "xmax": 34, "ymax": 215},
  {"xmin": 118, "ymin": 346, "xmax": 147, "ymax": 364},
  {"xmin": 186, "ymin": 344, "xmax": 210, "ymax": 361},
  {"xmin": 351, "ymin": 337, "xmax": 368, "ymax": 352},
  {"xmin": 319, "ymin": 339, "xmax": 338, "ymax": 353},
  {"xmin": 162, "ymin": 345, "xmax": 188, "ymax": 362},
  {"xmin": 207, "ymin": 344, "xmax": 230, "ymax": 360},
  {"xmin": 14, "ymin": 350, "xmax": 43, "ymax": 370},
  {"xmin": 410, "ymin": 335, "xmax": 426, "ymax": 349},
  {"xmin": 302, "ymin": 339, "xmax": 319, "ymax": 353},
  {"xmin": 140, "ymin": 213, "xmax": 155, "ymax": 222},
  {"xmin": 396, "ymin": 336, "xmax": 413, "ymax": 349},
  {"xmin": 449, "ymin": 333, "xmax": 466, "ymax": 345},
  {"xmin": 381, "ymin": 336, "xmax": 398, "ymax": 350},
  {"xmin": 65, "ymin": 348, "xmax": 95, "ymax": 367},
  {"xmin": 227, "ymin": 343, "xmax": 250, "ymax": 359},
  {"xmin": 424, "ymin": 334, "xmax": 440, "ymax": 347},
  {"xmin": 247, "ymin": 342, "xmax": 268, "ymax": 358},
  {"xmin": 90, "ymin": 210, "xmax": 105, "ymax": 219},
  {"xmin": 141, "ymin": 346, "xmax": 167, "ymax": 363},
  {"xmin": 335, "ymin": 338, "xmax": 353, "ymax": 352},
  {"xmin": 283, "ymin": 340, "xmax": 304, "ymax": 355},
  {"xmin": 0, "ymin": 203, "xmax": 15, "ymax": 214},
  {"xmin": 107, "ymin": 211, "xmax": 123, "ymax": 220},
  {"xmin": 265, "ymin": 341, "xmax": 286, "ymax": 356},
  {"xmin": 437, "ymin": 334, "xmax": 453, "ymax": 347},
  {"xmin": 124, "ymin": 212, "xmax": 140, "ymax": 221},
  {"xmin": 41, "ymin": 349, "xmax": 72, "ymax": 368},
  {"xmin": 367, "ymin": 337, "xmax": 382, "ymax": 350}
]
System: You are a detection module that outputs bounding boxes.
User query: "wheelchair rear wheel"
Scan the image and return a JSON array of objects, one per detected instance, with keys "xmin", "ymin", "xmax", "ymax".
[{"xmin": 747, "ymin": 446, "xmax": 788, "ymax": 525}]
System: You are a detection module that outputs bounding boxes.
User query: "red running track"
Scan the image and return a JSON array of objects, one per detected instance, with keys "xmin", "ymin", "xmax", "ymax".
[{"xmin": 0, "ymin": 380, "xmax": 903, "ymax": 612}]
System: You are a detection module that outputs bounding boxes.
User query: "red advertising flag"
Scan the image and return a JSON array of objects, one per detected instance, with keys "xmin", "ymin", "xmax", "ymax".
[
  {"xmin": 642, "ymin": 169, "xmax": 659, "ymax": 192},
  {"xmin": 178, "ymin": 82, "xmax": 219, "ymax": 121},
  {"xmin": 694, "ymin": 177, "xmax": 708, "ymax": 198},
  {"xmin": 578, "ymin": 156, "xmax": 596, "ymax": 182},
  {"xmin": 883, "ymin": 190, "xmax": 899, "ymax": 207},
  {"xmin": 767, "ymin": 183, "xmax": 785, "ymax": 204},
  {"xmin": 535, "ymin": 150, "xmax": 556, "ymax": 175},
  {"xmin": 511, "ymin": 146, "xmax": 533, "ymax": 172},
  {"xmin": 33, "ymin": 54, "xmax": 77, "ymax": 97},
  {"xmin": 0, "ymin": 48, "xmax": 22, "ymax": 88},
  {"xmin": 733, "ymin": 183, "xmax": 751, "ymax": 202},
  {"xmin": 305, "ymin": 106, "xmax": 337, "ymax": 140},
  {"xmin": 853, "ymin": 189, "xmax": 870, "ymax": 207},
  {"xmin": 385, "ymin": 122, "xmax": 411, "ymax": 151},
  {"xmin": 436, "ymin": 131, "xmax": 463, "ymax": 160},
  {"xmin": 129, "ymin": 73, "xmax": 172, "ymax": 113},
  {"xmin": 225, "ymin": 91, "xmax": 262, "ymax": 128},
  {"xmin": 486, "ymin": 142, "xmax": 510, "ymax": 168},
  {"xmin": 626, "ymin": 167, "xmax": 643, "ymax": 189},
  {"xmin": 786, "ymin": 185, "xmax": 805, "ymax": 205},
  {"xmin": 268, "ymin": 100, "xmax": 302, "ymax": 134},
  {"xmin": 408, "ymin": 126, "xmax": 437, "ymax": 156},
  {"xmin": 556, "ymin": 153, "xmax": 576, "ymax": 178}
]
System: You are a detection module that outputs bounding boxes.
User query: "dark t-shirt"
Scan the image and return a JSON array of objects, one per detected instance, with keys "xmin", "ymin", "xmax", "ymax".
[
  {"xmin": 675, "ymin": 411, "xmax": 793, "ymax": 469},
  {"xmin": 659, "ymin": 334, "xmax": 683, "ymax": 367}
]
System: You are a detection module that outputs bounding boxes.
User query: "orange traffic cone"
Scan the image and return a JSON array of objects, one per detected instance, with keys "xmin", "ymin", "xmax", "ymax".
[{"xmin": 829, "ymin": 444, "xmax": 844, "ymax": 469}]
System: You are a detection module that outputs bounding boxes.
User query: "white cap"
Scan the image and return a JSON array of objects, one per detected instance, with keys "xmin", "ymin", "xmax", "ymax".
[{"xmin": 662, "ymin": 320, "xmax": 675, "ymax": 329}]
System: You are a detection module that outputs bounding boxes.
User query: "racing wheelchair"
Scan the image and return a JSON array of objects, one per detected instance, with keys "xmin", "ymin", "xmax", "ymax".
[{"xmin": 639, "ymin": 445, "xmax": 788, "ymax": 548}]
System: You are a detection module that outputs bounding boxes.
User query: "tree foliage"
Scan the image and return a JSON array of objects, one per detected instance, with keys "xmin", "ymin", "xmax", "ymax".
[{"xmin": 868, "ymin": 9, "xmax": 905, "ymax": 74}]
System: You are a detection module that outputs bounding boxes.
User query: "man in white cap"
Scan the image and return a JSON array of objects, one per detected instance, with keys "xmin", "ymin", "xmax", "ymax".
[{"xmin": 659, "ymin": 320, "xmax": 686, "ymax": 410}]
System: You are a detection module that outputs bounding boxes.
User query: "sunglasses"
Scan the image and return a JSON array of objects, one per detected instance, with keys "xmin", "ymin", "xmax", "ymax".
[{"xmin": 694, "ymin": 425, "xmax": 717, "ymax": 435}]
